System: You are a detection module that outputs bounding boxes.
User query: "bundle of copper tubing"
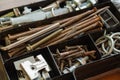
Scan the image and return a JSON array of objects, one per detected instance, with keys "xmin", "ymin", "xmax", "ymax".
[
  {"xmin": 53, "ymin": 45, "xmax": 96, "ymax": 72},
  {"xmin": 0, "ymin": 6, "xmax": 109, "ymax": 57}
]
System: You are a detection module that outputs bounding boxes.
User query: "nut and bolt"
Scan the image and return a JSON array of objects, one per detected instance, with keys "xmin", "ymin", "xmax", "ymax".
[
  {"xmin": 63, "ymin": 56, "xmax": 89, "ymax": 74},
  {"xmin": 53, "ymin": 45, "xmax": 96, "ymax": 73}
]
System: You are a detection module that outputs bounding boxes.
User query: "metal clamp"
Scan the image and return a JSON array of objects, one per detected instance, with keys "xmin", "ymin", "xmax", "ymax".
[{"xmin": 20, "ymin": 54, "xmax": 51, "ymax": 80}]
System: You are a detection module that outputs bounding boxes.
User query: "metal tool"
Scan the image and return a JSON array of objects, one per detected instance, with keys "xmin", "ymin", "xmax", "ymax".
[
  {"xmin": 20, "ymin": 54, "xmax": 51, "ymax": 80},
  {"xmin": 63, "ymin": 56, "xmax": 89, "ymax": 74},
  {"xmin": 0, "ymin": 0, "xmax": 97, "ymax": 25}
]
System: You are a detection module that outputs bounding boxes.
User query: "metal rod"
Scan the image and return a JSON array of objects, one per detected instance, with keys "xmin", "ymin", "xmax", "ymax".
[
  {"xmin": 8, "ymin": 25, "xmax": 49, "ymax": 40},
  {"xmin": 0, "ymin": 23, "xmax": 60, "ymax": 51},
  {"xmin": 60, "ymin": 8, "xmax": 97, "ymax": 28},
  {"xmin": 49, "ymin": 21, "xmax": 103, "ymax": 46},
  {"xmin": 26, "ymin": 29, "xmax": 63, "ymax": 51},
  {"xmin": 40, "ymin": 15, "xmax": 99, "ymax": 47}
]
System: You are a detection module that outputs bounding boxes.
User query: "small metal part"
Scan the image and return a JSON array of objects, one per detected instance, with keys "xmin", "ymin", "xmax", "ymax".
[
  {"xmin": 96, "ymin": 32, "xmax": 120, "ymax": 57},
  {"xmin": 42, "ymin": 70, "xmax": 51, "ymax": 80},
  {"xmin": 42, "ymin": 0, "xmax": 65, "ymax": 11},
  {"xmin": 59, "ymin": 49, "xmax": 79, "ymax": 57},
  {"xmin": 99, "ymin": 9, "xmax": 119, "ymax": 28},
  {"xmin": 65, "ymin": 45, "xmax": 82, "ymax": 51},
  {"xmin": 13, "ymin": 8, "xmax": 21, "ymax": 16},
  {"xmin": 67, "ymin": 58, "xmax": 72, "ymax": 67},
  {"xmin": 77, "ymin": 56, "xmax": 89, "ymax": 65},
  {"xmin": 63, "ymin": 56, "xmax": 89, "ymax": 74},
  {"xmin": 20, "ymin": 54, "xmax": 51, "ymax": 80},
  {"xmin": 14, "ymin": 56, "xmax": 35, "ymax": 79},
  {"xmin": 60, "ymin": 60, "xmax": 65, "ymax": 71},
  {"xmin": 17, "ymin": 70, "xmax": 25, "ymax": 78},
  {"xmin": 23, "ymin": 7, "xmax": 32, "ymax": 14},
  {"xmin": 0, "ymin": 17, "xmax": 10, "ymax": 23},
  {"xmin": 5, "ymin": 36, "xmax": 11, "ymax": 45},
  {"xmin": 0, "ymin": 25, "xmax": 13, "ymax": 31},
  {"xmin": 0, "ymin": 12, "xmax": 14, "ymax": 17}
]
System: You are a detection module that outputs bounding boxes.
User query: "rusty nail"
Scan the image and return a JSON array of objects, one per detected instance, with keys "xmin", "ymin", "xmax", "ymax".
[
  {"xmin": 60, "ymin": 60, "xmax": 65, "ymax": 71},
  {"xmin": 5, "ymin": 36, "xmax": 11, "ymax": 45},
  {"xmin": 67, "ymin": 58, "xmax": 72, "ymax": 67}
]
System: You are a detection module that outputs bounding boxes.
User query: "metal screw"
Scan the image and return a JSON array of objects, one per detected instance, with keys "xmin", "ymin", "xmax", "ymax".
[{"xmin": 63, "ymin": 56, "xmax": 89, "ymax": 74}]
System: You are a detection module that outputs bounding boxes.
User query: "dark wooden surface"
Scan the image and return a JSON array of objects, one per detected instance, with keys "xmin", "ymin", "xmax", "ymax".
[{"xmin": 0, "ymin": 0, "xmax": 45, "ymax": 12}]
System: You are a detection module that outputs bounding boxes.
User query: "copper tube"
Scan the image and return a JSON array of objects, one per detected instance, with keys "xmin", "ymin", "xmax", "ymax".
[
  {"xmin": 8, "ymin": 25, "xmax": 49, "ymax": 40},
  {"xmin": 49, "ymin": 21, "xmax": 103, "ymax": 46},
  {"xmin": 0, "ymin": 23, "xmax": 60, "ymax": 51},
  {"xmin": 26, "ymin": 29, "xmax": 62, "ymax": 51}
]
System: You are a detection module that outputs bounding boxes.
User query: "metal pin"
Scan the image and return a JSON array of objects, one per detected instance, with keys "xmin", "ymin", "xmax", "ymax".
[
  {"xmin": 67, "ymin": 58, "xmax": 72, "ymax": 67},
  {"xmin": 13, "ymin": 8, "xmax": 21, "ymax": 17},
  {"xmin": 60, "ymin": 60, "xmax": 65, "ymax": 71},
  {"xmin": 5, "ymin": 36, "xmax": 11, "ymax": 45},
  {"xmin": 26, "ymin": 29, "xmax": 62, "ymax": 51},
  {"xmin": 63, "ymin": 56, "xmax": 89, "ymax": 74}
]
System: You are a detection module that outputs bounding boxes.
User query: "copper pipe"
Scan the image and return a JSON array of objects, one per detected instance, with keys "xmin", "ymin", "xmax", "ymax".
[
  {"xmin": 0, "ymin": 23, "xmax": 60, "ymax": 51},
  {"xmin": 26, "ymin": 29, "xmax": 62, "ymax": 51},
  {"xmin": 49, "ymin": 21, "xmax": 103, "ymax": 46}
]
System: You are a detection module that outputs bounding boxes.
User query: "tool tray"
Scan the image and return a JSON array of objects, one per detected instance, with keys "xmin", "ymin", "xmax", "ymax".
[{"xmin": 0, "ymin": 0, "xmax": 120, "ymax": 80}]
